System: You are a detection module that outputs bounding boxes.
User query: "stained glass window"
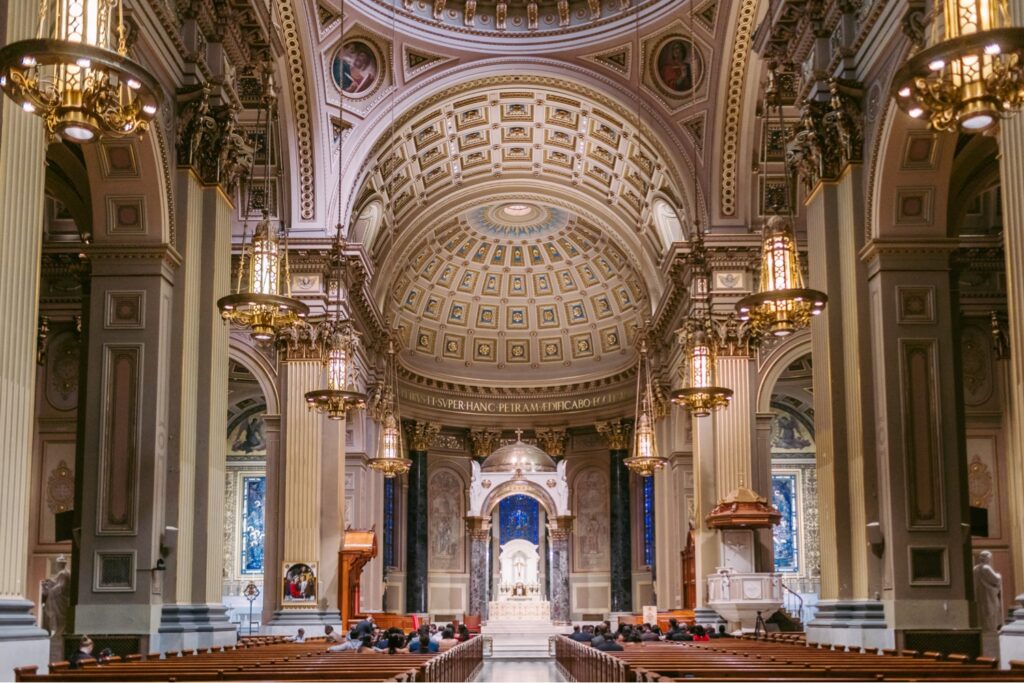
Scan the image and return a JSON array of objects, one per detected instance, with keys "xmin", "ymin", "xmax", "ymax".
[
  {"xmin": 241, "ymin": 476, "xmax": 266, "ymax": 574},
  {"xmin": 383, "ymin": 477, "xmax": 395, "ymax": 568},
  {"xmin": 642, "ymin": 476, "xmax": 655, "ymax": 567},
  {"xmin": 772, "ymin": 474, "xmax": 799, "ymax": 573},
  {"xmin": 499, "ymin": 494, "xmax": 539, "ymax": 545}
]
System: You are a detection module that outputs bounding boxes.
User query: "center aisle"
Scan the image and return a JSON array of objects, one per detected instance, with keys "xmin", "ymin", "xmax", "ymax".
[{"xmin": 472, "ymin": 658, "xmax": 566, "ymax": 682}]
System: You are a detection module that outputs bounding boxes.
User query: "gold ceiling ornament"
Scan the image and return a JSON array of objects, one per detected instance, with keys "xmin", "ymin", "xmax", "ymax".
[
  {"xmin": 304, "ymin": 318, "xmax": 367, "ymax": 420},
  {"xmin": 368, "ymin": 338, "xmax": 411, "ymax": 478},
  {"xmin": 892, "ymin": 0, "xmax": 1024, "ymax": 132},
  {"xmin": 624, "ymin": 337, "xmax": 667, "ymax": 478},
  {"xmin": 217, "ymin": 79, "xmax": 307, "ymax": 341},
  {"xmin": 736, "ymin": 215, "xmax": 827, "ymax": 338},
  {"xmin": 0, "ymin": 0, "xmax": 162, "ymax": 142}
]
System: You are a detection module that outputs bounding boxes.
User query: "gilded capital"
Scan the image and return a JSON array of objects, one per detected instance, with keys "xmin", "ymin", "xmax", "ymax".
[
  {"xmin": 547, "ymin": 515, "xmax": 574, "ymax": 541},
  {"xmin": 469, "ymin": 427, "xmax": 502, "ymax": 459},
  {"xmin": 407, "ymin": 421, "xmax": 440, "ymax": 452},
  {"xmin": 275, "ymin": 320, "xmax": 322, "ymax": 362},
  {"xmin": 596, "ymin": 419, "xmax": 631, "ymax": 451},
  {"xmin": 535, "ymin": 427, "xmax": 567, "ymax": 458},
  {"xmin": 466, "ymin": 516, "xmax": 491, "ymax": 542}
]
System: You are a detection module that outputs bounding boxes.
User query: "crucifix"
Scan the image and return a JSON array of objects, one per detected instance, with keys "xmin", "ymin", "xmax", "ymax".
[{"xmin": 515, "ymin": 428, "xmax": 524, "ymax": 441}]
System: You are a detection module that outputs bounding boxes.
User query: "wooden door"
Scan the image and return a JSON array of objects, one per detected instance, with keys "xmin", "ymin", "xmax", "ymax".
[{"xmin": 681, "ymin": 527, "xmax": 696, "ymax": 609}]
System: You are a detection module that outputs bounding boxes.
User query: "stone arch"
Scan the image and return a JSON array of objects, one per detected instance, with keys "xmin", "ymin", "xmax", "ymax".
[
  {"xmin": 756, "ymin": 331, "xmax": 812, "ymax": 413},
  {"xmin": 481, "ymin": 480, "xmax": 559, "ymax": 520},
  {"xmin": 229, "ymin": 339, "xmax": 280, "ymax": 414},
  {"xmin": 652, "ymin": 196, "xmax": 687, "ymax": 252}
]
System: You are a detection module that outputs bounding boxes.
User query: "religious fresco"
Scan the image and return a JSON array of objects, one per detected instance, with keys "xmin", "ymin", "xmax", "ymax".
[
  {"xmin": 499, "ymin": 494, "xmax": 540, "ymax": 546},
  {"xmin": 428, "ymin": 469, "xmax": 465, "ymax": 572},
  {"xmin": 573, "ymin": 467, "xmax": 610, "ymax": 572},
  {"xmin": 769, "ymin": 407, "xmax": 815, "ymax": 453},
  {"xmin": 240, "ymin": 476, "xmax": 265, "ymax": 575},
  {"xmin": 655, "ymin": 38, "xmax": 702, "ymax": 95},
  {"xmin": 227, "ymin": 409, "xmax": 267, "ymax": 456},
  {"xmin": 331, "ymin": 40, "xmax": 379, "ymax": 96},
  {"xmin": 772, "ymin": 474, "xmax": 800, "ymax": 573}
]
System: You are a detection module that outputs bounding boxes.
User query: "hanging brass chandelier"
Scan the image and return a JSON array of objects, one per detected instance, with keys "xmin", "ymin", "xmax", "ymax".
[
  {"xmin": 304, "ymin": 318, "xmax": 367, "ymax": 420},
  {"xmin": 672, "ymin": 325, "xmax": 734, "ymax": 417},
  {"xmin": 736, "ymin": 215, "xmax": 827, "ymax": 337},
  {"xmin": 217, "ymin": 82, "xmax": 307, "ymax": 341},
  {"xmin": 0, "ymin": 0, "xmax": 162, "ymax": 141},
  {"xmin": 368, "ymin": 338, "xmax": 412, "ymax": 478},
  {"xmin": 625, "ymin": 338, "xmax": 668, "ymax": 477},
  {"xmin": 892, "ymin": 0, "xmax": 1024, "ymax": 132}
]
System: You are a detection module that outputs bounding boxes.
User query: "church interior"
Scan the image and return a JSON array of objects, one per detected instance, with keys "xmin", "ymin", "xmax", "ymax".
[{"xmin": 3, "ymin": 0, "xmax": 1024, "ymax": 680}]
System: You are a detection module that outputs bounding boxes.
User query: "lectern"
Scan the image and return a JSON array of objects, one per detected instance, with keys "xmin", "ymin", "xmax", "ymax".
[{"xmin": 338, "ymin": 528, "xmax": 377, "ymax": 630}]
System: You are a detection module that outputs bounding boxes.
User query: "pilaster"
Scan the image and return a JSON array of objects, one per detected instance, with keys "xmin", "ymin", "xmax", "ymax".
[
  {"xmin": 548, "ymin": 517, "xmax": 573, "ymax": 623},
  {"xmin": 404, "ymin": 421, "xmax": 437, "ymax": 615},
  {"xmin": 597, "ymin": 419, "xmax": 633, "ymax": 613},
  {"xmin": 0, "ymin": 0, "xmax": 49, "ymax": 672}
]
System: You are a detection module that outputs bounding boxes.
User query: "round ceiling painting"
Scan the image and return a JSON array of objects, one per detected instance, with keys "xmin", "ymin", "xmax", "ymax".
[{"xmin": 466, "ymin": 202, "xmax": 570, "ymax": 239}]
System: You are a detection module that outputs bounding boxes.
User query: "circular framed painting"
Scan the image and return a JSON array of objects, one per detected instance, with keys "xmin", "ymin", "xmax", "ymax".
[
  {"xmin": 653, "ymin": 37, "xmax": 703, "ymax": 97},
  {"xmin": 331, "ymin": 39, "xmax": 381, "ymax": 97}
]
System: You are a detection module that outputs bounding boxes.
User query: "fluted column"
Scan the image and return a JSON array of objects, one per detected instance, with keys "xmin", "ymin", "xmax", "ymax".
[
  {"xmin": 712, "ymin": 356, "xmax": 756, "ymax": 496},
  {"xmin": 998, "ymin": 105, "xmax": 1024, "ymax": 666},
  {"xmin": 548, "ymin": 517, "xmax": 572, "ymax": 623},
  {"xmin": 691, "ymin": 417, "xmax": 718, "ymax": 611},
  {"xmin": 261, "ymin": 415, "xmax": 282, "ymax": 625},
  {"xmin": 467, "ymin": 517, "xmax": 491, "ymax": 620},
  {"xmin": 404, "ymin": 421, "xmax": 437, "ymax": 615},
  {"xmin": 597, "ymin": 419, "xmax": 633, "ymax": 613},
  {"xmin": 0, "ymin": 0, "xmax": 49, "ymax": 671}
]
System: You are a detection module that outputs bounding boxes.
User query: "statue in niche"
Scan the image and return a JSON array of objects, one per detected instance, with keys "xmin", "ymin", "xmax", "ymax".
[
  {"xmin": 974, "ymin": 550, "xmax": 1003, "ymax": 632},
  {"xmin": 41, "ymin": 555, "xmax": 71, "ymax": 638}
]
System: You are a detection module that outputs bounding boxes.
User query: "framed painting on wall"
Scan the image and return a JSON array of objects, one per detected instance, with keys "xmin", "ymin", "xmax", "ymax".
[{"xmin": 282, "ymin": 562, "xmax": 317, "ymax": 608}]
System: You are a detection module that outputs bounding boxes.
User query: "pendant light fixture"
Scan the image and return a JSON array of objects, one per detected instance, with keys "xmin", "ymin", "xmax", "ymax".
[
  {"xmin": 217, "ymin": 75, "xmax": 308, "ymax": 341},
  {"xmin": 736, "ymin": 68, "xmax": 827, "ymax": 338},
  {"xmin": 368, "ymin": 337, "xmax": 411, "ymax": 478},
  {"xmin": 671, "ymin": 229, "xmax": 733, "ymax": 417},
  {"xmin": 891, "ymin": 0, "xmax": 1024, "ymax": 132},
  {"xmin": 0, "ymin": 0, "xmax": 162, "ymax": 141},
  {"xmin": 625, "ymin": 336, "xmax": 668, "ymax": 477},
  {"xmin": 304, "ymin": 40, "xmax": 366, "ymax": 421}
]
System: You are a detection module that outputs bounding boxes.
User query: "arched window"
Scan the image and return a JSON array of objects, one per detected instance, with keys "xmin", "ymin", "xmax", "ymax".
[{"xmin": 652, "ymin": 199, "xmax": 684, "ymax": 250}]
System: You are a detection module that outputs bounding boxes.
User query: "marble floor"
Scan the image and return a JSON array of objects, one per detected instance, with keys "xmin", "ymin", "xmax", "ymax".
[{"xmin": 473, "ymin": 657, "xmax": 567, "ymax": 682}]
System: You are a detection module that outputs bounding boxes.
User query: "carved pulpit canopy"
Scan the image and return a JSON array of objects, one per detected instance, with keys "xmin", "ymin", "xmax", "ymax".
[{"xmin": 705, "ymin": 486, "xmax": 781, "ymax": 530}]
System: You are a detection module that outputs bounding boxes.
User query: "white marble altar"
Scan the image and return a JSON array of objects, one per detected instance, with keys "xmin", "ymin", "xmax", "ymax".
[{"xmin": 488, "ymin": 600, "xmax": 552, "ymax": 621}]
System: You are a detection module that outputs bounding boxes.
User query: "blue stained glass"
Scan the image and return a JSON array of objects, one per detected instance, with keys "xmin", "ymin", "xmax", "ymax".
[
  {"xmin": 772, "ymin": 474, "xmax": 799, "ymax": 573},
  {"xmin": 383, "ymin": 477, "xmax": 395, "ymax": 568},
  {"xmin": 642, "ymin": 476, "xmax": 655, "ymax": 567},
  {"xmin": 241, "ymin": 476, "xmax": 266, "ymax": 574},
  {"xmin": 499, "ymin": 495, "xmax": 539, "ymax": 545}
]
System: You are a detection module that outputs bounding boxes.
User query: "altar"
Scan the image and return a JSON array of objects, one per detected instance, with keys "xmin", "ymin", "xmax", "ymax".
[{"xmin": 488, "ymin": 599, "xmax": 551, "ymax": 621}]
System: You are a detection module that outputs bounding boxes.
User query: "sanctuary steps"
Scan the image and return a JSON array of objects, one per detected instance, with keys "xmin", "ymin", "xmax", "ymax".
[{"xmin": 480, "ymin": 619, "xmax": 571, "ymax": 659}]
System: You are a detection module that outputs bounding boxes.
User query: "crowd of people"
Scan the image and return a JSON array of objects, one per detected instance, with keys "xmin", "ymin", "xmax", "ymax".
[
  {"xmin": 568, "ymin": 620, "xmax": 733, "ymax": 651},
  {"xmin": 308, "ymin": 617, "xmax": 474, "ymax": 655}
]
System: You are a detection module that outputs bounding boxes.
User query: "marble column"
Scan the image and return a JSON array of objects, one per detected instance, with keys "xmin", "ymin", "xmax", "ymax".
[
  {"xmin": 261, "ymin": 415, "xmax": 282, "ymax": 626},
  {"xmin": 0, "ymin": 0, "xmax": 50, "ymax": 671},
  {"xmin": 548, "ymin": 517, "xmax": 573, "ymax": 624},
  {"xmin": 404, "ymin": 422, "xmax": 437, "ymax": 615},
  {"xmin": 691, "ymin": 414, "xmax": 722, "ymax": 623},
  {"xmin": 467, "ymin": 517, "xmax": 491, "ymax": 620},
  {"xmin": 997, "ymin": 91, "xmax": 1024, "ymax": 666},
  {"xmin": 597, "ymin": 419, "xmax": 633, "ymax": 613}
]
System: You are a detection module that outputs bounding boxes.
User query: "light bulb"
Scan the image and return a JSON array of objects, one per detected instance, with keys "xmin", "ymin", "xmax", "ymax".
[{"xmin": 908, "ymin": 107, "xmax": 924, "ymax": 118}]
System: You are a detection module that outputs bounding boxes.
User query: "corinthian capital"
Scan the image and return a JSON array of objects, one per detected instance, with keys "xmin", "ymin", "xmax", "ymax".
[
  {"xmin": 407, "ymin": 421, "xmax": 440, "ymax": 451},
  {"xmin": 596, "ymin": 419, "xmax": 631, "ymax": 451},
  {"xmin": 469, "ymin": 427, "xmax": 502, "ymax": 458},
  {"xmin": 535, "ymin": 427, "xmax": 568, "ymax": 458}
]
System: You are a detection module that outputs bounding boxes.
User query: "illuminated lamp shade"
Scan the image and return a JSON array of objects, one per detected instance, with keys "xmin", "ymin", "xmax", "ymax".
[
  {"xmin": 736, "ymin": 215, "xmax": 826, "ymax": 339},
  {"xmin": 624, "ymin": 339, "xmax": 668, "ymax": 477},
  {"xmin": 671, "ymin": 328, "xmax": 733, "ymax": 417},
  {"xmin": 0, "ymin": 0, "xmax": 163, "ymax": 141},
  {"xmin": 305, "ymin": 322, "xmax": 367, "ymax": 420},
  {"xmin": 369, "ymin": 340, "xmax": 412, "ymax": 478},
  {"xmin": 890, "ymin": 0, "xmax": 1024, "ymax": 132}
]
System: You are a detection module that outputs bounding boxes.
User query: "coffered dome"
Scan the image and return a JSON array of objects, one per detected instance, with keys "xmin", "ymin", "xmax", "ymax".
[{"xmin": 392, "ymin": 201, "xmax": 647, "ymax": 385}]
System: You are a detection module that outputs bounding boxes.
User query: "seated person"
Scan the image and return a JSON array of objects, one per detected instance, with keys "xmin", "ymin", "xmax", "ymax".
[
  {"xmin": 68, "ymin": 636, "xmax": 95, "ymax": 670},
  {"xmin": 665, "ymin": 618, "xmax": 693, "ymax": 642},
  {"xmin": 457, "ymin": 624, "xmax": 472, "ymax": 642},
  {"xmin": 640, "ymin": 624, "xmax": 661, "ymax": 642},
  {"xmin": 569, "ymin": 625, "xmax": 592, "ymax": 642},
  {"xmin": 384, "ymin": 633, "xmax": 408, "ymax": 654},
  {"xmin": 356, "ymin": 635, "xmax": 380, "ymax": 654},
  {"xmin": 353, "ymin": 616, "xmax": 376, "ymax": 638},
  {"xmin": 438, "ymin": 627, "xmax": 460, "ymax": 652},
  {"xmin": 714, "ymin": 624, "xmax": 733, "ymax": 638},
  {"xmin": 324, "ymin": 625, "xmax": 344, "ymax": 643},
  {"xmin": 591, "ymin": 625, "xmax": 624, "ymax": 652},
  {"xmin": 691, "ymin": 625, "xmax": 710, "ymax": 642},
  {"xmin": 408, "ymin": 633, "xmax": 439, "ymax": 653},
  {"xmin": 292, "ymin": 628, "xmax": 306, "ymax": 643}
]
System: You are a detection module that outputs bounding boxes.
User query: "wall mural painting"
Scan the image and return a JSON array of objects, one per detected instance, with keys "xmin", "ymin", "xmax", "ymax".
[
  {"xmin": 332, "ymin": 40, "xmax": 379, "ymax": 96},
  {"xmin": 282, "ymin": 562, "xmax": 317, "ymax": 607},
  {"xmin": 428, "ymin": 469, "xmax": 465, "ymax": 572},
  {"xmin": 499, "ymin": 494, "xmax": 540, "ymax": 546},
  {"xmin": 655, "ymin": 38, "xmax": 702, "ymax": 95},
  {"xmin": 573, "ymin": 468, "xmax": 610, "ymax": 572},
  {"xmin": 240, "ymin": 476, "xmax": 266, "ymax": 575},
  {"xmin": 227, "ymin": 410, "xmax": 267, "ymax": 455},
  {"xmin": 770, "ymin": 408, "xmax": 815, "ymax": 453},
  {"xmin": 772, "ymin": 473, "xmax": 800, "ymax": 574}
]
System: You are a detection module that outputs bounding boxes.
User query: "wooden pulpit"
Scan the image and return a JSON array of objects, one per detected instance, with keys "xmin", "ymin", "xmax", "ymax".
[{"xmin": 338, "ymin": 528, "xmax": 377, "ymax": 630}]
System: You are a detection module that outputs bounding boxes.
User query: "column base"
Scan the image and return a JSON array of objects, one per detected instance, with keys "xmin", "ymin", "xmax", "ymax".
[
  {"xmin": 999, "ymin": 607, "xmax": 1024, "ymax": 669},
  {"xmin": 263, "ymin": 609, "xmax": 343, "ymax": 636},
  {"xmin": 806, "ymin": 600, "xmax": 892, "ymax": 651},
  {"xmin": 154, "ymin": 604, "xmax": 237, "ymax": 654},
  {"xmin": 0, "ymin": 599, "xmax": 50, "ymax": 681}
]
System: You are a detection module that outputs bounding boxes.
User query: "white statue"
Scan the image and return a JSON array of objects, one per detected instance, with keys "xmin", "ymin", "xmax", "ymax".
[
  {"xmin": 41, "ymin": 555, "xmax": 71, "ymax": 638},
  {"xmin": 974, "ymin": 550, "xmax": 1004, "ymax": 632}
]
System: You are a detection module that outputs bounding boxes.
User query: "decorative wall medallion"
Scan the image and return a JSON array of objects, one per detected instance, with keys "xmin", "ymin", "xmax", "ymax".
[
  {"xmin": 282, "ymin": 562, "xmax": 318, "ymax": 607},
  {"xmin": 105, "ymin": 197, "xmax": 146, "ymax": 235},
  {"xmin": 45, "ymin": 331, "xmax": 80, "ymax": 411},
  {"xmin": 547, "ymin": 479, "xmax": 557, "ymax": 488},
  {"xmin": 652, "ymin": 38, "xmax": 703, "ymax": 96},
  {"xmin": 104, "ymin": 291, "xmax": 146, "ymax": 329},
  {"xmin": 968, "ymin": 455, "xmax": 993, "ymax": 508},
  {"xmin": 46, "ymin": 461, "xmax": 74, "ymax": 514},
  {"xmin": 960, "ymin": 325, "xmax": 993, "ymax": 406},
  {"xmin": 481, "ymin": 479, "xmax": 492, "ymax": 489},
  {"xmin": 331, "ymin": 39, "xmax": 383, "ymax": 98},
  {"xmin": 715, "ymin": 272, "xmax": 744, "ymax": 290},
  {"xmin": 99, "ymin": 142, "xmax": 138, "ymax": 178},
  {"xmin": 894, "ymin": 187, "xmax": 934, "ymax": 225},
  {"xmin": 896, "ymin": 286, "xmax": 935, "ymax": 324}
]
